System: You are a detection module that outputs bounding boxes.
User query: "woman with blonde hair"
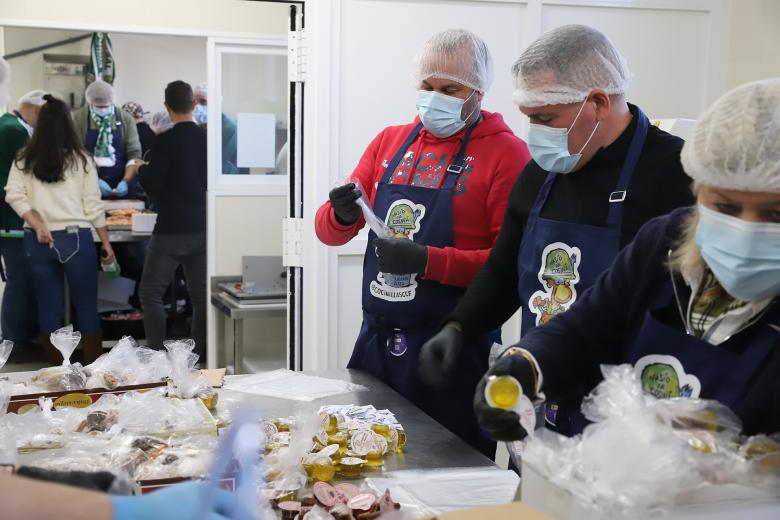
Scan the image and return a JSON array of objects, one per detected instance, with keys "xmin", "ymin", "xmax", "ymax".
[{"xmin": 474, "ymin": 78, "xmax": 780, "ymax": 439}]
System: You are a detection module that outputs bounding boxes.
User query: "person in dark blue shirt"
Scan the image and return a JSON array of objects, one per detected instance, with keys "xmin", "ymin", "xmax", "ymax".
[
  {"xmin": 475, "ymin": 79, "xmax": 780, "ymax": 439},
  {"xmin": 137, "ymin": 81, "xmax": 207, "ymax": 357}
]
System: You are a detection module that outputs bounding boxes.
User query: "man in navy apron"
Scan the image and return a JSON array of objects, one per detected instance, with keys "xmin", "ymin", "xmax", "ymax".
[
  {"xmin": 73, "ymin": 81, "xmax": 146, "ymax": 309},
  {"xmin": 72, "ymin": 81, "xmax": 143, "ymax": 199},
  {"xmin": 419, "ymin": 25, "xmax": 695, "ymax": 436},
  {"xmin": 474, "ymin": 79, "xmax": 780, "ymax": 439},
  {"xmin": 315, "ymin": 29, "xmax": 531, "ymax": 457}
]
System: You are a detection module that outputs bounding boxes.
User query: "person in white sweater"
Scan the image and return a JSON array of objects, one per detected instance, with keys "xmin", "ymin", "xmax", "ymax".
[{"xmin": 5, "ymin": 94, "xmax": 114, "ymax": 364}]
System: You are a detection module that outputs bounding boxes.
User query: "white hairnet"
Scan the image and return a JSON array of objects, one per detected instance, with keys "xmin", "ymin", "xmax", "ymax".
[
  {"xmin": 413, "ymin": 29, "xmax": 494, "ymax": 93},
  {"xmin": 18, "ymin": 89, "xmax": 48, "ymax": 106},
  {"xmin": 512, "ymin": 24, "xmax": 633, "ymax": 107},
  {"xmin": 194, "ymin": 82, "xmax": 208, "ymax": 99},
  {"xmin": 150, "ymin": 110, "xmax": 173, "ymax": 134},
  {"xmin": 85, "ymin": 81, "xmax": 114, "ymax": 105},
  {"xmin": 681, "ymin": 78, "xmax": 780, "ymax": 193},
  {"xmin": 0, "ymin": 58, "xmax": 10, "ymax": 106}
]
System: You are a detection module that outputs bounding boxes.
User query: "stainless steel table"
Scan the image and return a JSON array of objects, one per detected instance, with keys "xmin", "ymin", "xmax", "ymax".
[
  {"xmin": 210, "ymin": 277, "xmax": 286, "ymax": 375},
  {"xmin": 217, "ymin": 369, "xmax": 496, "ymax": 472},
  {"xmin": 92, "ymin": 229, "xmax": 152, "ymax": 243}
]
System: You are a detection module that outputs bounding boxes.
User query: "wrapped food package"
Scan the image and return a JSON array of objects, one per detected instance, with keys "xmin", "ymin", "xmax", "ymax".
[
  {"xmin": 523, "ymin": 364, "xmax": 780, "ymax": 517},
  {"xmin": 165, "ymin": 339, "xmax": 210, "ymax": 399}
]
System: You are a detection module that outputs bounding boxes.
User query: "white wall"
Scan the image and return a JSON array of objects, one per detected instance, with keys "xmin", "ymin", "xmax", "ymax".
[
  {"xmin": 221, "ymin": 52, "xmax": 288, "ymax": 128},
  {"xmin": 214, "ymin": 196, "xmax": 286, "ymax": 275},
  {"xmin": 111, "ymin": 33, "xmax": 205, "ymax": 115},
  {"xmin": 728, "ymin": 0, "xmax": 780, "ymax": 88},
  {"xmin": 302, "ymin": 0, "xmax": 734, "ymax": 371},
  {"xmin": 3, "ymin": 27, "xmax": 206, "ymax": 115},
  {"xmin": 0, "ymin": 0, "xmax": 289, "ymax": 36}
]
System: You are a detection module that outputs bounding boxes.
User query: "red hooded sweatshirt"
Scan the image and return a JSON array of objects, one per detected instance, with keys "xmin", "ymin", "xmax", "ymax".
[{"xmin": 315, "ymin": 110, "xmax": 531, "ymax": 288}]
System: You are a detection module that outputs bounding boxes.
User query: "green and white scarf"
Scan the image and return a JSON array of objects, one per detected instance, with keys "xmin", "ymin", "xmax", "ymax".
[{"xmin": 90, "ymin": 106, "xmax": 115, "ymax": 166}]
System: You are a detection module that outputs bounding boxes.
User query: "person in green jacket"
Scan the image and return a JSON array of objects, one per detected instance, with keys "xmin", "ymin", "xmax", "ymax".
[{"xmin": 0, "ymin": 89, "xmax": 47, "ymax": 344}]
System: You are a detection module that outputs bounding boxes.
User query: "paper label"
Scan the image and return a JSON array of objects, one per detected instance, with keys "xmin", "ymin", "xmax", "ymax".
[{"xmin": 53, "ymin": 393, "xmax": 93, "ymax": 409}]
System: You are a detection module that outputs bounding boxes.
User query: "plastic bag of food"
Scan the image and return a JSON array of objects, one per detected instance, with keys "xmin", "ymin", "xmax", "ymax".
[
  {"xmin": 85, "ymin": 336, "xmax": 143, "ymax": 389},
  {"xmin": 0, "ymin": 379, "xmax": 11, "ymax": 416},
  {"xmin": 84, "ymin": 336, "xmax": 171, "ymax": 390},
  {"xmin": 30, "ymin": 363, "xmax": 87, "ymax": 392},
  {"xmin": 0, "ymin": 339, "xmax": 13, "ymax": 371},
  {"xmin": 525, "ymin": 365, "xmax": 703, "ymax": 516},
  {"xmin": 165, "ymin": 339, "xmax": 209, "ymax": 399},
  {"xmin": 115, "ymin": 389, "xmax": 214, "ymax": 435},
  {"xmin": 136, "ymin": 346, "xmax": 173, "ymax": 382},
  {"xmin": 134, "ymin": 435, "xmax": 217, "ymax": 481},
  {"xmin": 50, "ymin": 325, "xmax": 81, "ymax": 366}
]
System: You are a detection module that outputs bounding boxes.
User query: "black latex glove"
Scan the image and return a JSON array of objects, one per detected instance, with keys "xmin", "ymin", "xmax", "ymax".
[
  {"xmin": 16, "ymin": 466, "xmax": 118, "ymax": 492},
  {"xmin": 329, "ymin": 183, "xmax": 361, "ymax": 225},
  {"xmin": 418, "ymin": 325, "xmax": 463, "ymax": 388},
  {"xmin": 473, "ymin": 353, "xmax": 538, "ymax": 442},
  {"xmin": 374, "ymin": 237, "xmax": 428, "ymax": 274}
]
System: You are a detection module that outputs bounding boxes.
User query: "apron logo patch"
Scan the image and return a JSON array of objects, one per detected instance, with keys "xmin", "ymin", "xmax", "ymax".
[
  {"xmin": 635, "ymin": 354, "xmax": 701, "ymax": 399},
  {"xmin": 370, "ymin": 199, "xmax": 426, "ymax": 302},
  {"xmin": 529, "ymin": 242, "xmax": 581, "ymax": 326}
]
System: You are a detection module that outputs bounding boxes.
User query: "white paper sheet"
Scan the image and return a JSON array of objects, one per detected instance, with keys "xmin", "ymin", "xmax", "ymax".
[
  {"xmin": 365, "ymin": 467, "xmax": 521, "ymax": 516},
  {"xmin": 236, "ymin": 112, "xmax": 276, "ymax": 168},
  {"xmin": 223, "ymin": 370, "xmax": 366, "ymax": 402}
]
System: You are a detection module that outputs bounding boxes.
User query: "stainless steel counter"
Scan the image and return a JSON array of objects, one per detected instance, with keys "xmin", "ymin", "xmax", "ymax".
[
  {"xmin": 92, "ymin": 229, "xmax": 152, "ymax": 243},
  {"xmin": 217, "ymin": 369, "xmax": 496, "ymax": 472}
]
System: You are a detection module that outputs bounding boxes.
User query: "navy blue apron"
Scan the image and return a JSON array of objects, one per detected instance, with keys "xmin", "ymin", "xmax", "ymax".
[
  {"xmin": 85, "ymin": 108, "xmax": 140, "ymax": 198},
  {"xmin": 624, "ymin": 283, "xmax": 778, "ymax": 411},
  {"xmin": 347, "ymin": 121, "xmax": 499, "ymax": 457},
  {"xmin": 516, "ymin": 109, "xmax": 649, "ymax": 435}
]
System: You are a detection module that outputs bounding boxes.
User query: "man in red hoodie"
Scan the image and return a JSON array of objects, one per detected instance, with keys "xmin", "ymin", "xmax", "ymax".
[{"xmin": 315, "ymin": 29, "xmax": 531, "ymax": 457}]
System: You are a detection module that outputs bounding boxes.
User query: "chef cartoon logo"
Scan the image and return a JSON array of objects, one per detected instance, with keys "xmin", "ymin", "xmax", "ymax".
[
  {"xmin": 370, "ymin": 199, "xmax": 426, "ymax": 302},
  {"xmin": 634, "ymin": 354, "xmax": 701, "ymax": 399},
  {"xmin": 529, "ymin": 242, "xmax": 581, "ymax": 326}
]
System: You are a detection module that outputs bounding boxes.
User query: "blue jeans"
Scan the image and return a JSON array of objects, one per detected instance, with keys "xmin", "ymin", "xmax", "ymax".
[
  {"xmin": 24, "ymin": 228, "xmax": 101, "ymax": 335},
  {"xmin": 0, "ymin": 237, "xmax": 38, "ymax": 342}
]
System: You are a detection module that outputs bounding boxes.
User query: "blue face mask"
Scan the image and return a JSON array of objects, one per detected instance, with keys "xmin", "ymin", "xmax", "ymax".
[
  {"xmin": 695, "ymin": 204, "xmax": 780, "ymax": 301},
  {"xmin": 527, "ymin": 97, "xmax": 600, "ymax": 174},
  {"xmin": 91, "ymin": 105, "xmax": 113, "ymax": 118},
  {"xmin": 416, "ymin": 90, "xmax": 477, "ymax": 138},
  {"xmin": 193, "ymin": 104, "xmax": 208, "ymax": 125}
]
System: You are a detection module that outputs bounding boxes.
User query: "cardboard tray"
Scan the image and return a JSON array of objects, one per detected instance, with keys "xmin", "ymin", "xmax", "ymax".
[
  {"xmin": 7, "ymin": 381, "xmax": 167, "ymax": 414},
  {"xmin": 136, "ymin": 474, "xmax": 236, "ymax": 494}
]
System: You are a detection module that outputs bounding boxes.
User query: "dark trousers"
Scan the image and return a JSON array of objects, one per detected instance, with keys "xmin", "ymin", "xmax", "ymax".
[
  {"xmin": 0, "ymin": 237, "xmax": 38, "ymax": 342},
  {"xmin": 24, "ymin": 229, "xmax": 100, "ymax": 335},
  {"xmin": 139, "ymin": 232, "xmax": 206, "ymax": 357}
]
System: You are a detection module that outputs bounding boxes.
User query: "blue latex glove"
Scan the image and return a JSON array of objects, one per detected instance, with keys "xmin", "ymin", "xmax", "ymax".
[
  {"xmin": 115, "ymin": 180, "xmax": 129, "ymax": 197},
  {"xmin": 111, "ymin": 482, "xmax": 253, "ymax": 520},
  {"xmin": 98, "ymin": 179, "xmax": 112, "ymax": 197}
]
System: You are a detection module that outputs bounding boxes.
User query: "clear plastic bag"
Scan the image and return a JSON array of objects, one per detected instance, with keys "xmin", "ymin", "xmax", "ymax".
[
  {"xmin": 134, "ymin": 435, "xmax": 217, "ymax": 481},
  {"xmin": 50, "ymin": 325, "xmax": 81, "ymax": 366},
  {"xmin": 84, "ymin": 336, "xmax": 168, "ymax": 389},
  {"xmin": 0, "ymin": 379, "xmax": 11, "ymax": 416},
  {"xmin": 30, "ymin": 363, "xmax": 87, "ymax": 392},
  {"xmin": 0, "ymin": 339, "xmax": 13, "ymax": 371},
  {"xmin": 346, "ymin": 177, "xmax": 392, "ymax": 239},
  {"xmin": 114, "ymin": 389, "xmax": 214, "ymax": 435},
  {"xmin": 165, "ymin": 339, "xmax": 209, "ymax": 399},
  {"xmin": 524, "ymin": 364, "xmax": 779, "ymax": 517}
]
